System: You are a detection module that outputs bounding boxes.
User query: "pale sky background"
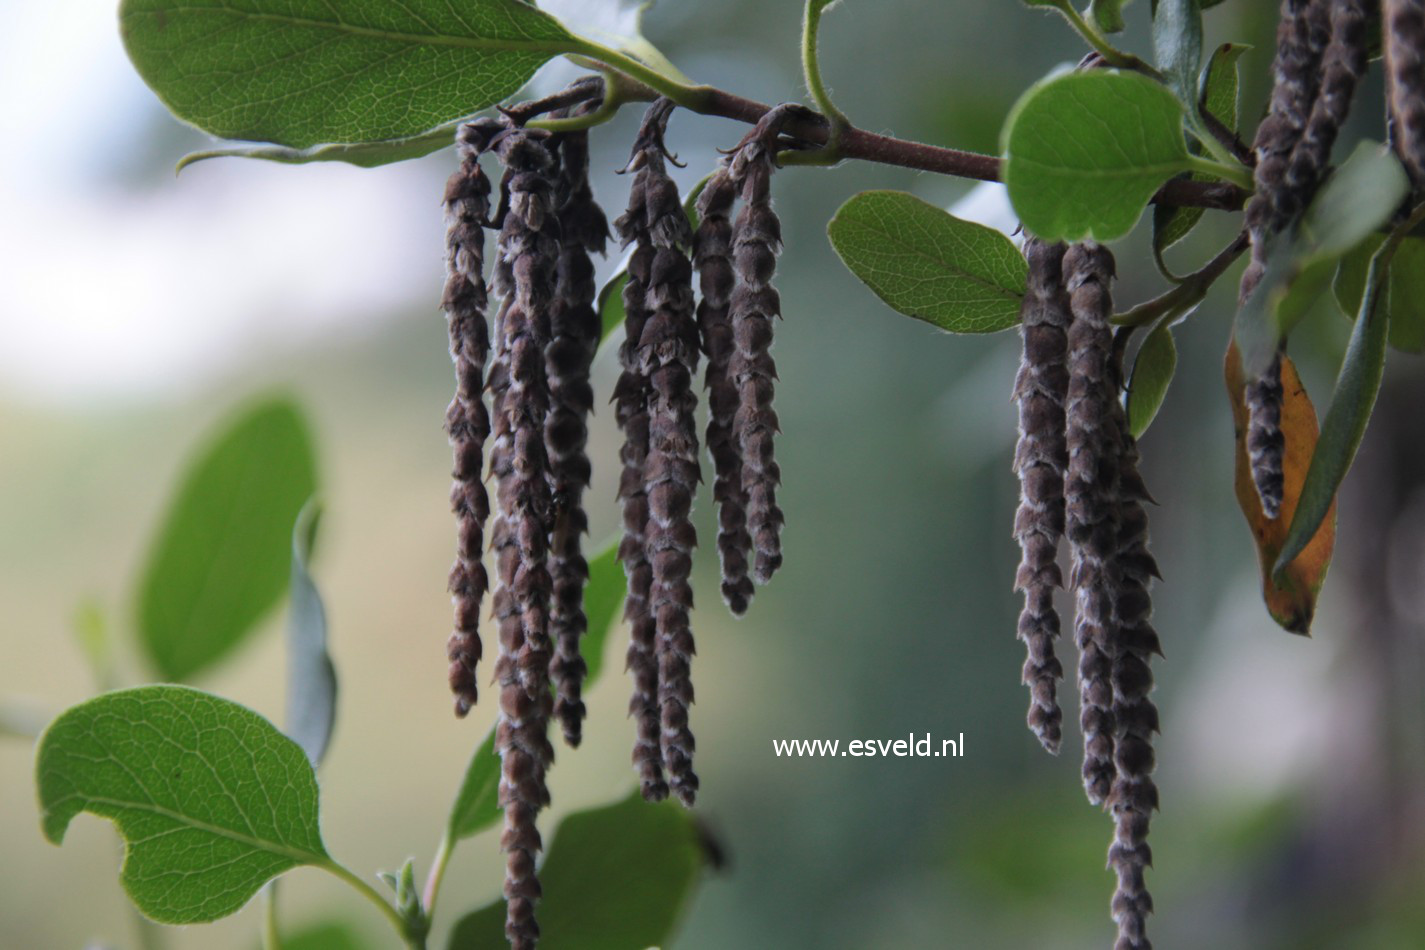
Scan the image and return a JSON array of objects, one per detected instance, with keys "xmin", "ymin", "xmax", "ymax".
[{"xmin": 0, "ymin": 0, "xmax": 642, "ymax": 407}]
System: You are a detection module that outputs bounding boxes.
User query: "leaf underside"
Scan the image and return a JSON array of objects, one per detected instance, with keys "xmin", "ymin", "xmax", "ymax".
[
  {"xmin": 119, "ymin": 0, "xmax": 574, "ymax": 149},
  {"xmin": 827, "ymin": 190, "xmax": 1026, "ymax": 333}
]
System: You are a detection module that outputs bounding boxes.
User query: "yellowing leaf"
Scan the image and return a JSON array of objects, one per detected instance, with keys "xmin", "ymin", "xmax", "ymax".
[{"xmin": 1224, "ymin": 343, "xmax": 1336, "ymax": 634}]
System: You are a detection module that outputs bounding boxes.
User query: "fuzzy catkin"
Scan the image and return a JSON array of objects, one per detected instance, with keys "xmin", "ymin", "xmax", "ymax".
[
  {"xmin": 1063, "ymin": 242, "xmax": 1121, "ymax": 807},
  {"xmin": 613, "ymin": 132, "xmax": 669, "ymax": 804},
  {"xmin": 637, "ymin": 142, "xmax": 703, "ymax": 808},
  {"xmin": 488, "ymin": 125, "xmax": 560, "ymax": 950},
  {"xmin": 1013, "ymin": 238, "xmax": 1071, "ymax": 755},
  {"xmin": 1239, "ymin": 0, "xmax": 1331, "ymax": 521},
  {"xmin": 694, "ymin": 169, "xmax": 755, "ymax": 615},
  {"xmin": 1107, "ymin": 385, "xmax": 1162, "ymax": 950},
  {"xmin": 443, "ymin": 118, "xmax": 501, "ymax": 717},
  {"xmin": 1386, "ymin": 0, "xmax": 1425, "ymax": 181},
  {"xmin": 728, "ymin": 139, "xmax": 786, "ymax": 585},
  {"xmin": 545, "ymin": 119, "xmax": 608, "ymax": 748},
  {"xmin": 1284, "ymin": 0, "xmax": 1367, "ymax": 201}
]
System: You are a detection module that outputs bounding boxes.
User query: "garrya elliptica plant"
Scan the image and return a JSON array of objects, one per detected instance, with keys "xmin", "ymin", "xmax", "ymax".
[{"xmin": 23, "ymin": 0, "xmax": 1425, "ymax": 947}]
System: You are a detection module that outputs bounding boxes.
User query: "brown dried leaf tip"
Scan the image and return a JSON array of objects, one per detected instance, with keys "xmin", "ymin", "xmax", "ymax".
[
  {"xmin": 488, "ymin": 122, "xmax": 561, "ymax": 950},
  {"xmin": 546, "ymin": 103, "xmax": 610, "ymax": 749},
  {"xmin": 444, "ymin": 117, "xmax": 503, "ymax": 719},
  {"xmin": 1013, "ymin": 238, "xmax": 1071, "ymax": 755}
]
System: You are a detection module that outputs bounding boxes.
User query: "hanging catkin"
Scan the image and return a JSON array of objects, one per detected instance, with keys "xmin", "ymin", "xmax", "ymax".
[
  {"xmin": 1013, "ymin": 238, "xmax": 1071, "ymax": 755},
  {"xmin": 613, "ymin": 112, "xmax": 669, "ymax": 804},
  {"xmin": 488, "ymin": 124, "xmax": 560, "ymax": 950},
  {"xmin": 1106, "ymin": 356, "xmax": 1162, "ymax": 950},
  {"xmin": 1063, "ymin": 242, "xmax": 1121, "ymax": 807},
  {"xmin": 1386, "ymin": 0, "xmax": 1425, "ymax": 181},
  {"xmin": 626, "ymin": 100, "xmax": 703, "ymax": 806},
  {"xmin": 545, "ymin": 112, "xmax": 609, "ymax": 748},
  {"xmin": 728, "ymin": 120, "xmax": 788, "ymax": 586},
  {"xmin": 694, "ymin": 168, "xmax": 755, "ymax": 615},
  {"xmin": 1240, "ymin": 0, "xmax": 1331, "ymax": 521},
  {"xmin": 443, "ymin": 118, "xmax": 501, "ymax": 717},
  {"xmin": 1284, "ymin": 0, "xmax": 1367, "ymax": 201}
]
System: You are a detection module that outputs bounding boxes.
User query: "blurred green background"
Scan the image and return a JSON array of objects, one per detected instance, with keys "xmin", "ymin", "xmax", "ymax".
[{"xmin": 3, "ymin": 1, "xmax": 1425, "ymax": 947}]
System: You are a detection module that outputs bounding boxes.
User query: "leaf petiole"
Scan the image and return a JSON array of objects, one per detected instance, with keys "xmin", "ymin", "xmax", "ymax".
[
  {"xmin": 1184, "ymin": 153, "xmax": 1253, "ymax": 191},
  {"xmin": 319, "ymin": 858, "xmax": 425, "ymax": 950}
]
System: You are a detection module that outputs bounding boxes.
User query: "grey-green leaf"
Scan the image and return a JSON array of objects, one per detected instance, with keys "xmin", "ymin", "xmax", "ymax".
[
  {"xmin": 177, "ymin": 123, "xmax": 460, "ymax": 172},
  {"xmin": 1235, "ymin": 142, "xmax": 1408, "ymax": 377},
  {"xmin": 137, "ymin": 398, "xmax": 319, "ymax": 682},
  {"xmin": 1275, "ymin": 240, "xmax": 1393, "ymax": 573},
  {"xmin": 827, "ymin": 190, "xmax": 1026, "ymax": 333},
  {"xmin": 1334, "ymin": 234, "xmax": 1425, "ymax": 353},
  {"xmin": 119, "ymin": 0, "xmax": 576, "ymax": 150},
  {"xmin": 446, "ymin": 793, "xmax": 706, "ymax": 950},
  {"xmin": 1127, "ymin": 323, "xmax": 1177, "ymax": 438},
  {"xmin": 446, "ymin": 538, "xmax": 622, "ymax": 842},
  {"xmin": 1152, "ymin": 0, "xmax": 1202, "ymax": 107},
  {"xmin": 36, "ymin": 685, "xmax": 329, "ymax": 924},
  {"xmin": 1199, "ymin": 42, "xmax": 1247, "ymax": 133},
  {"xmin": 1091, "ymin": 0, "xmax": 1131, "ymax": 33},
  {"xmin": 285, "ymin": 500, "xmax": 336, "ymax": 768},
  {"xmin": 1150, "ymin": 42, "xmax": 1247, "ymax": 272},
  {"xmin": 1003, "ymin": 71, "xmax": 1193, "ymax": 243}
]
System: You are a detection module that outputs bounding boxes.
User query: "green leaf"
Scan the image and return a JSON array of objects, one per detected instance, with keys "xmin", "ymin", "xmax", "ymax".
[
  {"xmin": 1199, "ymin": 42, "xmax": 1248, "ymax": 133},
  {"xmin": 1334, "ymin": 234, "xmax": 1425, "ymax": 353},
  {"xmin": 1235, "ymin": 142, "xmax": 1409, "ymax": 377},
  {"xmin": 595, "ymin": 174, "xmax": 709, "ymax": 344},
  {"xmin": 285, "ymin": 500, "xmax": 336, "ymax": 768},
  {"xmin": 446, "ymin": 793, "xmax": 706, "ymax": 950},
  {"xmin": 826, "ymin": 190, "xmax": 1026, "ymax": 333},
  {"xmin": 119, "ymin": 0, "xmax": 576, "ymax": 151},
  {"xmin": 446, "ymin": 538, "xmax": 622, "ymax": 842},
  {"xmin": 1150, "ymin": 42, "xmax": 1247, "ymax": 272},
  {"xmin": 1275, "ymin": 240, "xmax": 1394, "ymax": 574},
  {"xmin": 1091, "ymin": 0, "xmax": 1131, "ymax": 33},
  {"xmin": 580, "ymin": 540, "xmax": 625, "ymax": 687},
  {"xmin": 178, "ymin": 123, "xmax": 460, "ymax": 172},
  {"xmin": 1152, "ymin": 0, "xmax": 1202, "ymax": 107},
  {"xmin": 1127, "ymin": 323, "xmax": 1177, "ymax": 437},
  {"xmin": 1003, "ymin": 71, "xmax": 1193, "ymax": 243},
  {"xmin": 137, "ymin": 397, "xmax": 319, "ymax": 682},
  {"xmin": 598, "ymin": 271, "xmax": 630, "ymax": 343},
  {"xmin": 447, "ymin": 729, "xmax": 502, "ymax": 843},
  {"xmin": 36, "ymin": 685, "xmax": 329, "ymax": 924}
]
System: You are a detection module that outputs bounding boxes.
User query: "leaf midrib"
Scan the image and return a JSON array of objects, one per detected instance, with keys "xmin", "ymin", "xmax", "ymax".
[
  {"xmin": 65, "ymin": 792, "xmax": 325, "ymax": 865},
  {"xmin": 844, "ymin": 219, "xmax": 1021, "ymax": 301},
  {"xmin": 124, "ymin": 5, "xmax": 576, "ymax": 55}
]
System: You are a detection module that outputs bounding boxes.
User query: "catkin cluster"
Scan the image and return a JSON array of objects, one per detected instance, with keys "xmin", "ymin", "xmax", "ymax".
[
  {"xmin": 1013, "ymin": 240, "xmax": 1162, "ymax": 950},
  {"xmin": 1241, "ymin": 0, "xmax": 1367, "ymax": 520},
  {"xmin": 440, "ymin": 97, "xmax": 611, "ymax": 948}
]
